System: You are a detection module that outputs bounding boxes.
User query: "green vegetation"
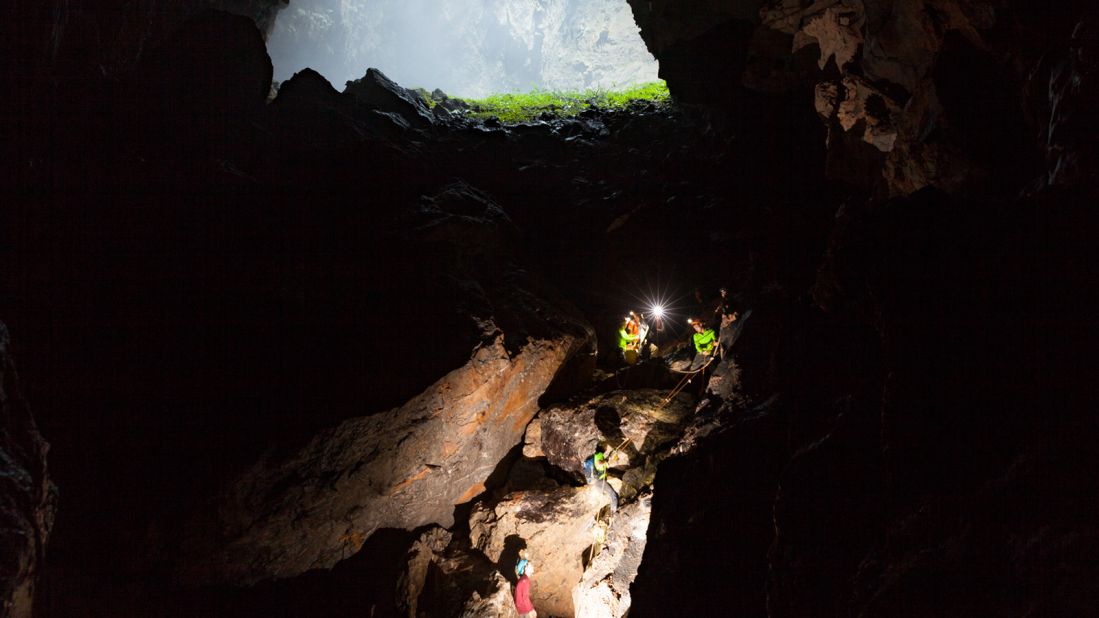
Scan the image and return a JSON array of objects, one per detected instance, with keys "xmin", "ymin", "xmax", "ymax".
[
  {"xmin": 456, "ymin": 81, "xmax": 671, "ymax": 124},
  {"xmin": 410, "ymin": 87, "xmax": 438, "ymax": 109}
]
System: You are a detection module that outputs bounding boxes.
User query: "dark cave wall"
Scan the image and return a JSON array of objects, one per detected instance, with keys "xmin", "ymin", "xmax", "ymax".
[
  {"xmin": 627, "ymin": 1, "xmax": 1099, "ymax": 616},
  {"xmin": 627, "ymin": 0, "xmax": 1098, "ymax": 198},
  {"xmin": 0, "ymin": 323, "xmax": 55, "ymax": 618},
  {"xmin": 13, "ymin": 0, "xmax": 285, "ymax": 77}
]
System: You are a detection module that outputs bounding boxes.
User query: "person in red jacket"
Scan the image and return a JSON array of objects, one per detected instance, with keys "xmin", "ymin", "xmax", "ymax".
[{"xmin": 514, "ymin": 562, "xmax": 537, "ymax": 618}]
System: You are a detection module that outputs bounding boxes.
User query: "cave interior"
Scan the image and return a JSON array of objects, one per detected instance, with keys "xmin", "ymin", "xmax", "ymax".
[{"xmin": 3, "ymin": 0, "xmax": 1099, "ymax": 617}]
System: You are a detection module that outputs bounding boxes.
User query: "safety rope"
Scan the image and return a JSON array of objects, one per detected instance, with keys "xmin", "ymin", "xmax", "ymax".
[{"xmin": 659, "ymin": 354, "xmax": 716, "ymax": 408}]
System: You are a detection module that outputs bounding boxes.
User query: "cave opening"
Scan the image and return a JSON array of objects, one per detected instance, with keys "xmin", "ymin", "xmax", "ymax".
[{"xmin": 266, "ymin": 0, "xmax": 660, "ymax": 98}]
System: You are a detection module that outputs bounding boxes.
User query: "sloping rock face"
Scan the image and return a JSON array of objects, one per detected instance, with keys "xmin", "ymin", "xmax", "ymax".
[
  {"xmin": 0, "ymin": 323, "xmax": 55, "ymax": 618},
  {"xmin": 180, "ymin": 183, "xmax": 594, "ymax": 585},
  {"xmin": 186, "ymin": 329, "xmax": 582, "ymax": 584}
]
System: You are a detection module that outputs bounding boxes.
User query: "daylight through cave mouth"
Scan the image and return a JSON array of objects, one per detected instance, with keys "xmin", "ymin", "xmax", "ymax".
[{"xmin": 266, "ymin": 0, "xmax": 659, "ymax": 98}]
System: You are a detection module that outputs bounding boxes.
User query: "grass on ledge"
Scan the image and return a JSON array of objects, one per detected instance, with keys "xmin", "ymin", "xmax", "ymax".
[{"xmin": 458, "ymin": 80, "xmax": 671, "ymax": 124}]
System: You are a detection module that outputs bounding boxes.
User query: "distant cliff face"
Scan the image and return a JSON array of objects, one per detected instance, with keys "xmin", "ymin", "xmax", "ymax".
[{"xmin": 266, "ymin": 0, "xmax": 660, "ymax": 96}]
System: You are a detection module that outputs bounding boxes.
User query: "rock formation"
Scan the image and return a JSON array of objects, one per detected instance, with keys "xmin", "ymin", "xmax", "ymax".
[{"xmin": 0, "ymin": 324, "xmax": 55, "ymax": 618}]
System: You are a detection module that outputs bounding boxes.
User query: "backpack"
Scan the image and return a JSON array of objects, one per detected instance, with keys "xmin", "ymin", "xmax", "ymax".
[
  {"xmin": 582, "ymin": 456, "xmax": 595, "ymax": 483},
  {"xmin": 515, "ymin": 549, "xmax": 530, "ymax": 577}
]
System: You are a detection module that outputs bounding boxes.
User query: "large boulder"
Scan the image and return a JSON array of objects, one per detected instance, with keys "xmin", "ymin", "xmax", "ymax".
[
  {"xmin": 469, "ymin": 486, "xmax": 607, "ymax": 617},
  {"xmin": 538, "ymin": 389, "xmax": 694, "ymax": 487},
  {"xmin": 0, "ymin": 323, "xmax": 56, "ymax": 618}
]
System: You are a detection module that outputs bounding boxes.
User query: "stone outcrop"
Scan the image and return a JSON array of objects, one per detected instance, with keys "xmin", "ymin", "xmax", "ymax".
[
  {"xmin": 0, "ymin": 323, "xmax": 55, "ymax": 618},
  {"xmin": 631, "ymin": 398, "xmax": 792, "ymax": 617},
  {"xmin": 186, "ymin": 329, "xmax": 581, "ymax": 585},
  {"xmin": 344, "ymin": 68, "xmax": 436, "ymax": 129},
  {"xmin": 760, "ymin": 0, "xmax": 1018, "ymax": 195}
]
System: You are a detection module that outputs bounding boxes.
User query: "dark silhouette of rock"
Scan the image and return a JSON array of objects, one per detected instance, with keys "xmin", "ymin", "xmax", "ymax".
[
  {"xmin": 0, "ymin": 323, "xmax": 55, "ymax": 618},
  {"xmin": 345, "ymin": 68, "xmax": 436, "ymax": 129},
  {"xmin": 142, "ymin": 11, "xmax": 272, "ymax": 121}
]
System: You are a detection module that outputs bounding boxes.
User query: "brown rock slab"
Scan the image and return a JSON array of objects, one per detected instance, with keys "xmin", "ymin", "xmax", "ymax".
[{"xmin": 182, "ymin": 327, "xmax": 587, "ymax": 585}]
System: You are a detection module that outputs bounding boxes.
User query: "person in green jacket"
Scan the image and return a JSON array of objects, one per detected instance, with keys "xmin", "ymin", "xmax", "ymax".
[
  {"xmin": 689, "ymin": 318, "xmax": 717, "ymax": 368},
  {"xmin": 618, "ymin": 312, "xmax": 641, "ymax": 364},
  {"xmin": 584, "ymin": 444, "xmax": 619, "ymax": 512}
]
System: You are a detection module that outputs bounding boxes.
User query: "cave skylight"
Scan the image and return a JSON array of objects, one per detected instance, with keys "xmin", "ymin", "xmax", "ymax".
[{"xmin": 266, "ymin": 0, "xmax": 660, "ymax": 98}]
